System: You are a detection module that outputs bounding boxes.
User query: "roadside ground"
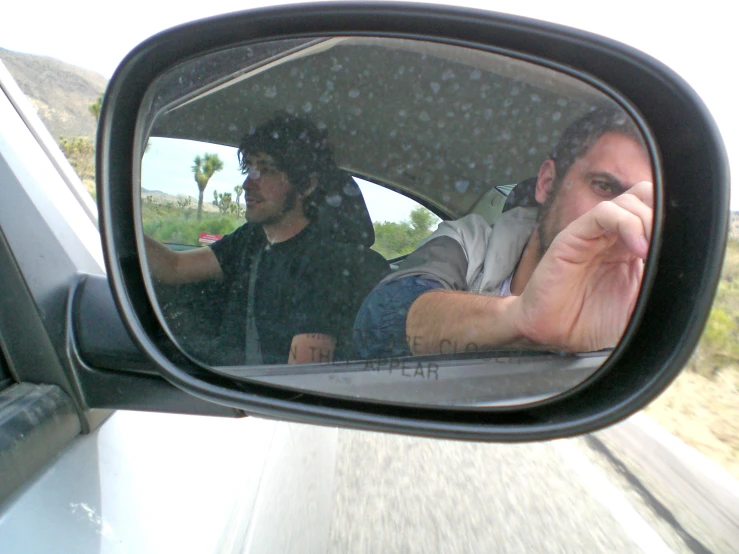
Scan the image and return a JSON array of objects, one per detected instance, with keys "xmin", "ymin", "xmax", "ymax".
[{"xmin": 646, "ymin": 365, "xmax": 739, "ymax": 480}]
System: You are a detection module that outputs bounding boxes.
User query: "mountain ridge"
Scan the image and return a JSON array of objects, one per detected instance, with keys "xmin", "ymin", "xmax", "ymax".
[{"xmin": 0, "ymin": 47, "xmax": 107, "ymax": 140}]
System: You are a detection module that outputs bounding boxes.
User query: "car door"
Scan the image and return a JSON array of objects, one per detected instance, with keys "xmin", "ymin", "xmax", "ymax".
[{"xmin": 0, "ymin": 56, "xmax": 339, "ymax": 554}]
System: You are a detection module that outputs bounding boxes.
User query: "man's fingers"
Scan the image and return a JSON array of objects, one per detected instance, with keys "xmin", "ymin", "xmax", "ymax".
[
  {"xmin": 565, "ymin": 199, "xmax": 651, "ymax": 260},
  {"xmin": 623, "ymin": 180, "xmax": 654, "ymax": 209},
  {"xmin": 594, "ymin": 202, "xmax": 650, "ymax": 259},
  {"xmin": 610, "ymin": 192, "xmax": 653, "ymax": 243}
]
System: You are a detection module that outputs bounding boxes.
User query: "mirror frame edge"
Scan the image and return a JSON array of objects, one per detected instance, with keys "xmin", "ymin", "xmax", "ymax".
[{"xmin": 96, "ymin": 2, "xmax": 729, "ymax": 441}]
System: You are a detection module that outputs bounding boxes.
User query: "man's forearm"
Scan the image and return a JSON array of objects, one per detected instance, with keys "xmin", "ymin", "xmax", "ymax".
[
  {"xmin": 143, "ymin": 235, "xmax": 223, "ymax": 285},
  {"xmin": 288, "ymin": 333, "xmax": 336, "ymax": 364},
  {"xmin": 405, "ymin": 290, "xmax": 522, "ymax": 355},
  {"xmin": 144, "ymin": 234, "xmax": 179, "ymax": 283}
]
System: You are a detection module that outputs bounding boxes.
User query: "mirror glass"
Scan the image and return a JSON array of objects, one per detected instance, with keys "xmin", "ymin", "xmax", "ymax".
[{"xmin": 137, "ymin": 37, "xmax": 655, "ymax": 408}]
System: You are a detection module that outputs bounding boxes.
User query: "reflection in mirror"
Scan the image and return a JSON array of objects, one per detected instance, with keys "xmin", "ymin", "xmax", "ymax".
[{"xmin": 137, "ymin": 36, "xmax": 655, "ymax": 408}]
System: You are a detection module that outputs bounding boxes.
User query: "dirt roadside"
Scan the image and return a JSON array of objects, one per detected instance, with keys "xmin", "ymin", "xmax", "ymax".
[{"xmin": 645, "ymin": 366, "xmax": 739, "ymax": 480}]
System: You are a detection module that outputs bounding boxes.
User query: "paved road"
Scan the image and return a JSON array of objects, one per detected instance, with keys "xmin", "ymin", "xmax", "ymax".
[{"xmin": 326, "ymin": 424, "xmax": 736, "ymax": 553}]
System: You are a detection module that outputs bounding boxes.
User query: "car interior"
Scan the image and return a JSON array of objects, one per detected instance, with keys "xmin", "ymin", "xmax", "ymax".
[{"xmin": 133, "ymin": 34, "xmax": 638, "ymax": 406}]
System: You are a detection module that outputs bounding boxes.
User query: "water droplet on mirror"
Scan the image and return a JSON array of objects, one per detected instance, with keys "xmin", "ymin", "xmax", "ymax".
[
  {"xmin": 302, "ymin": 102, "xmax": 312, "ymax": 113},
  {"xmin": 470, "ymin": 69, "xmax": 481, "ymax": 80},
  {"xmin": 552, "ymin": 112, "xmax": 562, "ymax": 121},
  {"xmin": 343, "ymin": 183, "xmax": 361, "ymax": 196},
  {"xmin": 430, "ymin": 82, "xmax": 441, "ymax": 94},
  {"xmin": 326, "ymin": 194, "xmax": 342, "ymax": 207},
  {"xmin": 264, "ymin": 86, "xmax": 277, "ymax": 98},
  {"xmin": 442, "ymin": 69, "xmax": 455, "ymax": 81},
  {"xmin": 455, "ymin": 180, "xmax": 469, "ymax": 193},
  {"xmin": 418, "ymin": 111, "xmax": 430, "ymax": 122},
  {"xmin": 349, "ymin": 89, "xmax": 360, "ymax": 98}
]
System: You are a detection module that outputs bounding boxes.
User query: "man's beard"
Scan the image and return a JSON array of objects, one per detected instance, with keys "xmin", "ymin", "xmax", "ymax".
[
  {"xmin": 246, "ymin": 186, "xmax": 300, "ymax": 226},
  {"xmin": 535, "ymin": 178, "xmax": 562, "ymax": 261}
]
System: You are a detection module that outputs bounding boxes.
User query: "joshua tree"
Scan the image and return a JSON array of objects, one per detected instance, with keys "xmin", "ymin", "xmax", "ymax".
[
  {"xmin": 176, "ymin": 196, "xmax": 192, "ymax": 210},
  {"xmin": 233, "ymin": 184, "xmax": 244, "ymax": 218},
  {"xmin": 192, "ymin": 153, "xmax": 224, "ymax": 220},
  {"xmin": 212, "ymin": 190, "xmax": 232, "ymax": 215},
  {"xmin": 88, "ymin": 92, "xmax": 103, "ymax": 122}
]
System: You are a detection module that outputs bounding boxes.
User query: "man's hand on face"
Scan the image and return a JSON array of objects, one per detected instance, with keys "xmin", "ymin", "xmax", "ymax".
[{"xmin": 509, "ymin": 180, "xmax": 654, "ymax": 352}]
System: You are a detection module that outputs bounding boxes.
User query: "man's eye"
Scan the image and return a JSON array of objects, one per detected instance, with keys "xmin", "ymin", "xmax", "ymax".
[{"xmin": 592, "ymin": 180, "xmax": 617, "ymax": 196}]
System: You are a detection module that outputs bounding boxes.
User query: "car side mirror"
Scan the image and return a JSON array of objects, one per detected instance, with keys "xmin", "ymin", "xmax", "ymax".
[{"xmin": 95, "ymin": 2, "xmax": 729, "ymax": 440}]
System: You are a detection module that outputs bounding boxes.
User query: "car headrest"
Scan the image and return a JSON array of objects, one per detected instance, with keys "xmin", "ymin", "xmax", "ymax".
[
  {"xmin": 312, "ymin": 170, "xmax": 376, "ymax": 247},
  {"xmin": 502, "ymin": 176, "xmax": 540, "ymax": 213}
]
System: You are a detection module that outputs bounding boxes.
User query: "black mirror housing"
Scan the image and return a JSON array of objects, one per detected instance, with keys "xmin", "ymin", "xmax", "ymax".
[{"xmin": 96, "ymin": 2, "xmax": 729, "ymax": 441}]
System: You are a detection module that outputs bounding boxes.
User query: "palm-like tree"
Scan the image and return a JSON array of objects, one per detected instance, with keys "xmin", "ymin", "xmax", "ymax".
[
  {"xmin": 192, "ymin": 153, "xmax": 224, "ymax": 220},
  {"xmin": 233, "ymin": 185, "xmax": 244, "ymax": 218},
  {"xmin": 88, "ymin": 92, "xmax": 103, "ymax": 122}
]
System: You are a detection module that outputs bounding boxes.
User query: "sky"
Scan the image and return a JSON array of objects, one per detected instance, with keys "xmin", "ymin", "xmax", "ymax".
[{"xmin": 4, "ymin": 0, "xmax": 737, "ymax": 209}]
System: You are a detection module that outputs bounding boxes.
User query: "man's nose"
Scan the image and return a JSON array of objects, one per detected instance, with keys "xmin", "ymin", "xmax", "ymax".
[{"xmin": 244, "ymin": 170, "xmax": 261, "ymax": 188}]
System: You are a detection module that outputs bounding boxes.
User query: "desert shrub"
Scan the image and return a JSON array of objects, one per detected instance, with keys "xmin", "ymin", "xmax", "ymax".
[
  {"xmin": 144, "ymin": 214, "xmax": 240, "ymax": 245},
  {"xmin": 702, "ymin": 308, "xmax": 738, "ymax": 356},
  {"xmin": 142, "ymin": 200, "xmax": 241, "ymax": 245},
  {"xmin": 686, "ymin": 237, "xmax": 739, "ymax": 378}
]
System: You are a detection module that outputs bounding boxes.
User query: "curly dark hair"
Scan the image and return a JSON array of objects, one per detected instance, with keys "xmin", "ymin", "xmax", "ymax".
[
  {"xmin": 550, "ymin": 106, "xmax": 647, "ymax": 189},
  {"xmin": 535, "ymin": 106, "xmax": 650, "ymax": 236},
  {"xmin": 237, "ymin": 112, "xmax": 337, "ymax": 219}
]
